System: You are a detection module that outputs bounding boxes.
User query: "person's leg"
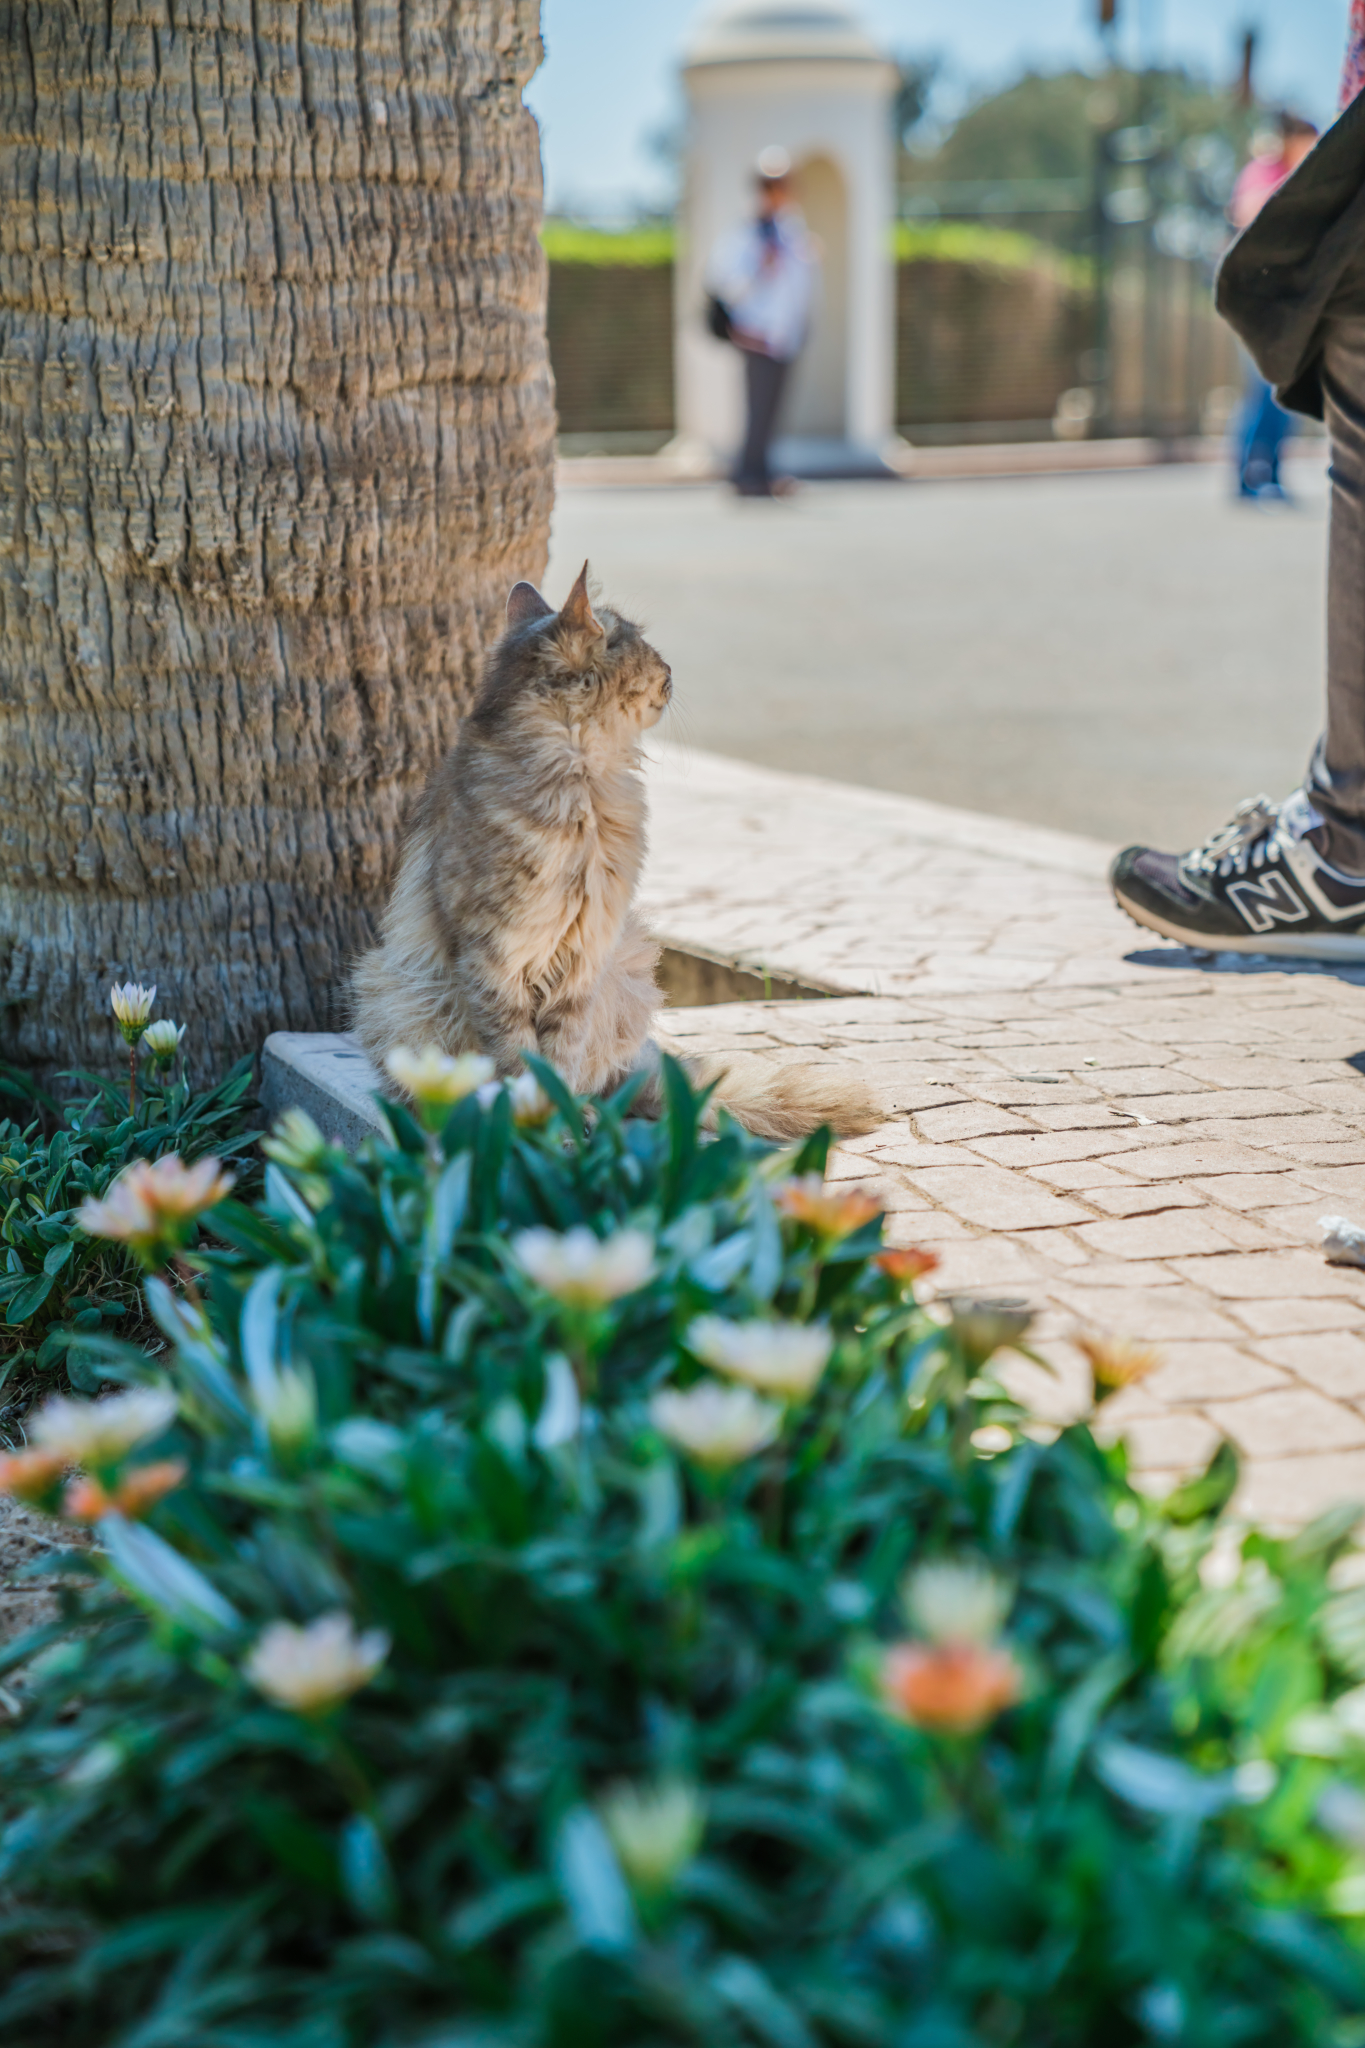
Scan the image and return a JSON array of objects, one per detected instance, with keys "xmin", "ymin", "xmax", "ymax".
[
  {"xmin": 1242, "ymin": 381, "xmax": 1293, "ymax": 496},
  {"xmin": 735, "ymin": 353, "xmax": 788, "ymax": 492},
  {"xmin": 1236, "ymin": 358, "xmax": 1272, "ymax": 495},
  {"xmin": 735, "ymin": 352, "xmax": 770, "ymax": 490},
  {"xmin": 1108, "ymin": 308, "xmax": 1365, "ymax": 951},
  {"xmin": 1305, "ymin": 314, "xmax": 1365, "ymax": 870}
]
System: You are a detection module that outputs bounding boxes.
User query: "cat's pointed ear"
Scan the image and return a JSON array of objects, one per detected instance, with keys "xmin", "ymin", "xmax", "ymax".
[
  {"xmin": 506, "ymin": 580, "xmax": 555, "ymax": 629},
  {"xmin": 559, "ymin": 561, "xmax": 604, "ymax": 641}
]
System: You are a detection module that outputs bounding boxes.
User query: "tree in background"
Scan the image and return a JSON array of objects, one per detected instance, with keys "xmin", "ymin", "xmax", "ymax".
[
  {"xmin": 902, "ymin": 66, "xmax": 1241, "ymax": 191},
  {"xmin": 0, "ymin": 0, "xmax": 555, "ymax": 1080}
]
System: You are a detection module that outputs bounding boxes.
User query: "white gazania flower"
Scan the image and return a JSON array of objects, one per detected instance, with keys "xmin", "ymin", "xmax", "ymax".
[
  {"xmin": 243, "ymin": 1611, "xmax": 390, "ymax": 1715},
  {"xmin": 507, "ymin": 1072, "xmax": 554, "ymax": 1127},
  {"xmin": 31, "ymin": 1386, "xmax": 178, "ymax": 1467},
  {"xmin": 904, "ymin": 1559, "xmax": 1012, "ymax": 1648},
  {"xmin": 76, "ymin": 1155, "xmax": 234, "ymax": 1250},
  {"xmin": 384, "ymin": 1045, "xmax": 496, "ymax": 1108},
  {"xmin": 110, "ymin": 981, "xmax": 156, "ymax": 1037},
  {"xmin": 650, "ymin": 1382, "xmax": 781, "ymax": 1470},
  {"xmin": 600, "ymin": 1780, "xmax": 705, "ymax": 1897},
  {"xmin": 686, "ymin": 1315, "xmax": 833, "ymax": 1403},
  {"xmin": 141, "ymin": 1018, "xmax": 186, "ymax": 1066},
  {"xmin": 512, "ymin": 1225, "xmax": 655, "ymax": 1308}
]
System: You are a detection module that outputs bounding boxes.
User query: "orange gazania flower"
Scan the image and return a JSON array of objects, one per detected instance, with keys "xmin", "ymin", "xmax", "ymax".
[
  {"xmin": 64, "ymin": 1459, "xmax": 187, "ymax": 1524},
  {"xmin": 776, "ymin": 1175, "xmax": 881, "ymax": 1240},
  {"xmin": 875, "ymin": 1247, "xmax": 941, "ymax": 1286},
  {"xmin": 881, "ymin": 1640, "xmax": 1022, "ymax": 1734},
  {"xmin": 1075, "ymin": 1332, "xmax": 1162, "ymax": 1395},
  {"xmin": 0, "ymin": 1447, "xmax": 66, "ymax": 1507}
]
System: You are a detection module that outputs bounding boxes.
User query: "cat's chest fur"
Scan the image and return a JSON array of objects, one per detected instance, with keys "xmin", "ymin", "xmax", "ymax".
[{"xmin": 476, "ymin": 715, "xmax": 644, "ymax": 987}]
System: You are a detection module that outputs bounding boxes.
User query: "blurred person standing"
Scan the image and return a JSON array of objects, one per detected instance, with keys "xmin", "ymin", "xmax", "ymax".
[
  {"xmin": 706, "ymin": 147, "xmax": 816, "ymax": 497},
  {"xmin": 1111, "ymin": 17, "xmax": 1365, "ymax": 957},
  {"xmin": 1228, "ymin": 113, "xmax": 1320, "ymax": 502}
]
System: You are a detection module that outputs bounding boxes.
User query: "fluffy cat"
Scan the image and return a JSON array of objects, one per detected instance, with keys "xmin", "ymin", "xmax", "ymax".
[{"xmin": 350, "ymin": 565, "xmax": 879, "ymax": 1141}]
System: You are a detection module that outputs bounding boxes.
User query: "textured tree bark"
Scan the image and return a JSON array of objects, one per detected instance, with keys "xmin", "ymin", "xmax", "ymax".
[{"xmin": 0, "ymin": 0, "xmax": 555, "ymax": 1078}]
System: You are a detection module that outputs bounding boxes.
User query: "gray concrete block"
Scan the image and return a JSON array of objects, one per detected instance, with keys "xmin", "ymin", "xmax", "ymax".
[{"xmin": 261, "ymin": 1032, "xmax": 392, "ymax": 1152}]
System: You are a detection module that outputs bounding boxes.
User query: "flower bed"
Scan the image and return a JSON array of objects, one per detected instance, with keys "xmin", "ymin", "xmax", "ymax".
[
  {"xmin": 0, "ymin": 983, "xmax": 257, "ymax": 1412},
  {"xmin": 2, "ymin": 1056, "xmax": 1365, "ymax": 2043}
]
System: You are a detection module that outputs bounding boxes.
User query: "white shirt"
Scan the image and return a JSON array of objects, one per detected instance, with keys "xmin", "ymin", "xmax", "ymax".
[{"xmin": 706, "ymin": 207, "xmax": 815, "ymax": 362}]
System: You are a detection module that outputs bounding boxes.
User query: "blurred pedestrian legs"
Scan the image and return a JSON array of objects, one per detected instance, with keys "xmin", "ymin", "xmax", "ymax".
[{"xmin": 1235, "ymin": 355, "xmax": 1293, "ymax": 500}]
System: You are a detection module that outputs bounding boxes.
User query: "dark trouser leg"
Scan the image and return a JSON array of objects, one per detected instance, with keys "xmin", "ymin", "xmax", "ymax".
[
  {"xmin": 1306, "ymin": 314, "xmax": 1365, "ymax": 872},
  {"xmin": 735, "ymin": 352, "xmax": 790, "ymax": 491}
]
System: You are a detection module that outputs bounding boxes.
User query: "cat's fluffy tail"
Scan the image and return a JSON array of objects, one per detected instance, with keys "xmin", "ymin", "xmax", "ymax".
[{"xmin": 671, "ymin": 1048, "xmax": 882, "ymax": 1142}]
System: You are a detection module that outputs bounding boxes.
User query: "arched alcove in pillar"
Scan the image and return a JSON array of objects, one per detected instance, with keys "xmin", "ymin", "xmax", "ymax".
[{"xmin": 787, "ymin": 153, "xmax": 849, "ymax": 438}]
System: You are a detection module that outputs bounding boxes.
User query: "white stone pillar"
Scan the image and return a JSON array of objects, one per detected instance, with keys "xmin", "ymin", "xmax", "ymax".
[{"xmin": 674, "ymin": 1, "xmax": 899, "ymax": 477}]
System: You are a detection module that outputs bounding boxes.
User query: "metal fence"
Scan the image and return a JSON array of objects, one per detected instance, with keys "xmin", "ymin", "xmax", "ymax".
[{"xmin": 899, "ymin": 127, "xmax": 1243, "ymax": 443}]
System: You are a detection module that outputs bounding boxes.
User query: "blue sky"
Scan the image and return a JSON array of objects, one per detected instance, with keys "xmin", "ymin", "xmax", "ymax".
[{"xmin": 526, "ymin": 0, "xmax": 1348, "ymax": 215}]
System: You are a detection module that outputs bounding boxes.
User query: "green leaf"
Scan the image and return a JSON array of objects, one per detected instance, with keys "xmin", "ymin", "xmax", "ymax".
[
  {"xmin": 1162, "ymin": 1439, "xmax": 1239, "ymax": 1526},
  {"xmin": 244, "ymin": 1798, "xmax": 340, "ymax": 1894},
  {"xmin": 712, "ymin": 1954, "xmax": 818, "ymax": 2048},
  {"xmin": 5, "ymin": 1270, "xmax": 54, "ymax": 1324},
  {"xmin": 446, "ymin": 1874, "xmax": 557, "ymax": 1951},
  {"xmin": 554, "ymin": 1807, "xmax": 636, "ymax": 1952},
  {"xmin": 339, "ymin": 1814, "xmax": 399, "ymax": 1925}
]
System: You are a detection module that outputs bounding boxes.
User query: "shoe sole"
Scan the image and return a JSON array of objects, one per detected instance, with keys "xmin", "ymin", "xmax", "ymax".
[{"xmin": 1113, "ymin": 886, "xmax": 1365, "ymax": 962}]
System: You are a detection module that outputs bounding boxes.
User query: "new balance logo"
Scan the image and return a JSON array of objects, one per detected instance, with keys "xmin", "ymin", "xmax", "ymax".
[{"xmin": 1227, "ymin": 872, "xmax": 1310, "ymax": 933}]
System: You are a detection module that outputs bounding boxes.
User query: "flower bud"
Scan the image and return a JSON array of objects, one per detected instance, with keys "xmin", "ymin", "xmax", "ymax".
[
  {"xmin": 259, "ymin": 1366, "xmax": 318, "ymax": 1457},
  {"xmin": 600, "ymin": 1780, "xmax": 705, "ymax": 1899},
  {"xmin": 141, "ymin": 1019, "xmax": 186, "ymax": 1069},
  {"xmin": 262, "ymin": 1108, "xmax": 327, "ymax": 1173}
]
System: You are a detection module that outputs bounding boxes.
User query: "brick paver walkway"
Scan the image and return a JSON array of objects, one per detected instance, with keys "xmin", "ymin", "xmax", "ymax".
[{"xmin": 646, "ymin": 747, "xmax": 1365, "ymax": 1526}]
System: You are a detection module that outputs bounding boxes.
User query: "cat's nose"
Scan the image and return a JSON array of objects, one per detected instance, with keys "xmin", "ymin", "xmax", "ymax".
[{"xmin": 661, "ymin": 668, "xmax": 673, "ymax": 699}]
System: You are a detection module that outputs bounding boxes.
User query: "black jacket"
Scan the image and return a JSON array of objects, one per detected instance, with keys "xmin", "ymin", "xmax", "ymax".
[{"xmin": 1217, "ymin": 89, "xmax": 1365, "ymax": 418}]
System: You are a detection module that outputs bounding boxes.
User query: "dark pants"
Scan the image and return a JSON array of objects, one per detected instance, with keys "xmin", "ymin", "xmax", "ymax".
[
  {"xmin": 735, "ymin": 351, "xmax": 791, "ymax": 492},
  {"xmin": 1307, "ymin": 312, "xmax": 1365, "ymax": 868}
]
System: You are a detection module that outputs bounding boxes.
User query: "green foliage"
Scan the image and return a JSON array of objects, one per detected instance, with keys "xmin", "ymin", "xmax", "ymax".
[
  {"xmin": 0, "ymin": 1058, "xmax": 259, "ymax": 1402},
  {"xmin": 542, "ymin": 220, "xmax": 675, "ymax": 267},
  {"xmin": 903, "ymin": 66, "xmax": 1240, "ymax": 189},
  {"xmin": 2, "ymin": 1066, "xmax": 1365, "ymax": 2045}
]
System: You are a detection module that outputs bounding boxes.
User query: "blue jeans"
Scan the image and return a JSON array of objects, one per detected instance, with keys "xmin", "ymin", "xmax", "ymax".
[{"xmin": 1236, "ymin": 362, "xmax": 1292, "ymax": 496}]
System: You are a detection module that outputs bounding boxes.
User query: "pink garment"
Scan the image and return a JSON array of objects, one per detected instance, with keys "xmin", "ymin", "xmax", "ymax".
[
  {"xmin": 1345, "ymin": 0, "xmax": 1365, "ymax": 108},
  {"xmin": 1230, "ymin": 156, "xmax": 1290, "ymax": 225}
]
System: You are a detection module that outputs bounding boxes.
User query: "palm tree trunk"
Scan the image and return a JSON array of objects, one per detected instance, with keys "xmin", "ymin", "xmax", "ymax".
[{"xmin": 0, "ymin": 0, "xmax": 555, "ymax": 1079}]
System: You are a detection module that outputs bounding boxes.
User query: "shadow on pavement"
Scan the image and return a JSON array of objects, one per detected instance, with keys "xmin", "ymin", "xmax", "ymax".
[{"xmin": 1124, "ymin": 945, "xmax": 1365, "ymax": 988}]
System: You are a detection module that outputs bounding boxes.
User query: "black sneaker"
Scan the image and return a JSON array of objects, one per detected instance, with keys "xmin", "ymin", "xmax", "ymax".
[{"xmin": 1111, "ymin": 792, "xmax": 1365, "ymax": 959}]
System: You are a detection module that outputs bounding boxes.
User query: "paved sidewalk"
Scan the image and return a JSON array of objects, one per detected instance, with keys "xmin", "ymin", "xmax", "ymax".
[
  {"xmin": 646, "ymin": 746, "xmax": 1365, "ymax": 1526},
  {"xmin": 550, "ymin": 459, "xmax": 1327, "ymax": 851}
]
